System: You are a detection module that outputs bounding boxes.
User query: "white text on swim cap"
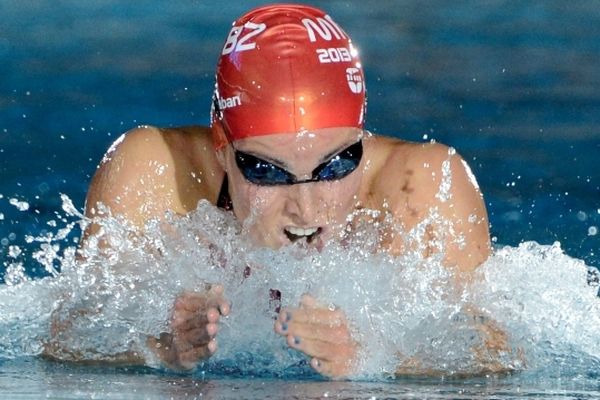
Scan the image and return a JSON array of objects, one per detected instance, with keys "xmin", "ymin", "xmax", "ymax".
[
  {"xmin": 302, "ymin": 15, "xmax": 347, "ymax": 43},
  {"xmin": 317, "ymin": 47, "xmax": 352, "ymax": 63},
  {"xmin": 218, "ymin": 95, "xmax": 242, "ymax": 110},
  {"xmin": 222, "ymin": 22, "xmax": 267, "ymax": 55}
]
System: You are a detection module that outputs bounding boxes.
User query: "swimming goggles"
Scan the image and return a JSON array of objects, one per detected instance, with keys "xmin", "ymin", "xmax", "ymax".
[{"xmin": 233, "ymin": 139, "xmax": 363, "ymax": 186}]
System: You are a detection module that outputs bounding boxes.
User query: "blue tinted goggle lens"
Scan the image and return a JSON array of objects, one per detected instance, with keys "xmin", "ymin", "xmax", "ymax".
[{"xmin": 234, "ymin": 140, "xmax": 363, "ymax": 186}]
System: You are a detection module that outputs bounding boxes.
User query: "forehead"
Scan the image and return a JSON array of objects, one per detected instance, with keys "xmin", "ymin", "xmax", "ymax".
[{"xmin": 233, "ymin": 127, "xmax": 361, "ymax": 161}]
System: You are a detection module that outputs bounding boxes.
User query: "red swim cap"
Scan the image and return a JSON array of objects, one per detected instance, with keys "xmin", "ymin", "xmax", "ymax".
[{"xmin": 211, "ymin": 4, "xmax": 366, "ymax": 149}]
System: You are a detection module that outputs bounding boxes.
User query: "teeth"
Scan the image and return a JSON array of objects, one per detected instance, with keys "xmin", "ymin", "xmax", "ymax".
[{"xmin": 286, "ymin": 227, "xmax": 319, "ymax": 237}]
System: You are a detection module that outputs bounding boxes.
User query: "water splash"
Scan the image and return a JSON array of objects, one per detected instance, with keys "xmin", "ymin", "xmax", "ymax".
[{"xmin": 1, "ymin": 195, "xmax": 599, "ymax": 380}]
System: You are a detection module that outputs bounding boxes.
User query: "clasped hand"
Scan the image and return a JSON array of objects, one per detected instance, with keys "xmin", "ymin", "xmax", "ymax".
[
  {"xmin": 147, "ymin": 284, "xmax": 230, "ymax": 370},
  {"xmin": 274, "ymin": 294, "xmax": 358, "ymax": 379}
]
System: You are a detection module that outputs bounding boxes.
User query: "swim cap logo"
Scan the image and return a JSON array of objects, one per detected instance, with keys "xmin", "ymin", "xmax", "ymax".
[
  {"xmin": 346, "ymin": 68, "xmax": 363, "ymax": 94},
  {"xmin": 302, "ymin": 15, "xmax": 347, "ymax": 43},
  {"xmin": 221, "ymin": 22, "xmax": 267, "ymax": 55},
  {"xmin": 217, "ymin": 95, "xmax": 241, "ymax": 110}
]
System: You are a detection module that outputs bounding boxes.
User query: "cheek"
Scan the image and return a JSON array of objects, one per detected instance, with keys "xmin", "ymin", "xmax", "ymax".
[
  {"xmin": 232, "ymin": 180, "xmax": 281, "ymax": 220},
  {"xmin": 321, "ymin": 175, "xmax": 362, "ymax": 213}
]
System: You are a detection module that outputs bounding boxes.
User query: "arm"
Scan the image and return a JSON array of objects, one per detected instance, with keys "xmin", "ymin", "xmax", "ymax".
[
  {"xmin": 45, "ymin": 126, "xmax": 228, "ymax": 370},
  {"xmin": 385, "ymin": 143, "xmax": 517, "ymax": 375}
]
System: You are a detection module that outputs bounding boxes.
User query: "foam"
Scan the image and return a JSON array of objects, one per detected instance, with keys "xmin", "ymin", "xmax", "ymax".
[{"xmin": 1, "ymin": 177, "xmax": 599, "ymax": 380}]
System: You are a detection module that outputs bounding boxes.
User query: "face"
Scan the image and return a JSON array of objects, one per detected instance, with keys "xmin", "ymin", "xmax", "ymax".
[{"xmin": 220, "ymin": 127, "xmax": 365, "ymax": 250}]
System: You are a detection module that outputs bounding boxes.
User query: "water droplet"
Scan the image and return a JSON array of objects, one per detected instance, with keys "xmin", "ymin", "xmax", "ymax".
[
  {"xmin": 8, "ymin": 245, "xmax": 21, "ymax": 258},
  {"xmin": 9, "ymin": 198, "xmax": 29, "ymax": 211}
]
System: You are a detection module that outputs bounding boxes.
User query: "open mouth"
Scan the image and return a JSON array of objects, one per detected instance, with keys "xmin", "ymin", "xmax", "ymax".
[{"xmin": 284, "ymin": 226, "xmax": 323, "ymax": 244}]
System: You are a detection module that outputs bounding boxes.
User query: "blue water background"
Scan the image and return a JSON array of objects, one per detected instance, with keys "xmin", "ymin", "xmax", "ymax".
[{"xmin": 0, "ymin": 1, "xmax": 599, "ymax": 273}]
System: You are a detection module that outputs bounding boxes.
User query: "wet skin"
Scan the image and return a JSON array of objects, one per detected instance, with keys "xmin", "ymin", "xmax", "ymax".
[
  {"xmin": 146, "ymin": 285, "xmax": 230, "ymax": 371},
  {"xmin": 59, "ymin": 124, "xmax": 492, "ymax": 378}
]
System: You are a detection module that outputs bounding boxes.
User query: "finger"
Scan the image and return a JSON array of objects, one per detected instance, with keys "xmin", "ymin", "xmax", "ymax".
[
  {"xmin": 208, "ymin": 284, "xmax": 224, "ymax": 296},
  {"xmin": 205, "ymin": 287, "xmax": 231, "ymax": 316},
  {"xmin": 172, "ymin": 303, "xmax": 228, "ymax": 330},
  {"xmin": 310, "ymin": 357, "xmax": 350, "ymax": 379},
  {"xmin": 148, "ymin": 332, "xmax": 215, "ymax": 371},
  {"xmin": 278, "ymin": 307, "xmax": 345, "ymax": 326},
  {"xmin": 208, "ymin": 338, "xmax": 218, "ymax": 353},
  {"xmin": 206, "ymin": 298, "xmax": 231, "ymax": 318},
  {"xmin": 217, "ymin": 298, "xmax": 231, "ymax": 316},
  {"xmin": 177, "ymin": 285, "xmax": 226, "ymax": 313},
  {"xmin": 300, "ymin": 294, "xmax": 337, "ymax": 312},
  {"xmin": 179, "ymin": 323, "xmax": 218, "ymax": 346},
  {"xmin": 175, "ymin": 293, "xmax": 208, "ymax": 313},
  {"xmin": 287, "ymin": 334, "xmax": 355, "ymax": 363},
  {"xmin": 177, "ymin": 342, "xmax": 214, "ymax": 369},
  {"xmin": 206, "ymin": 307, "xmax": 222, "ymax": 323},
  {"xmin": 172, "ymin": 308, "xmax": 210, "ymax": 329},
  {"xmin": 274, "ymin": 320, "xmax": 351, "ymax": 344},
  {"xmin": 300, "ymin": 293, "xmax": 318, "ymax": 308}
]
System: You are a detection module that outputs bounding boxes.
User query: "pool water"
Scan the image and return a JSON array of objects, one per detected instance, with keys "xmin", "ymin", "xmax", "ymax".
[{"xmin": 1, "ymin": 0, "xmax": 599, "ymax": 398}]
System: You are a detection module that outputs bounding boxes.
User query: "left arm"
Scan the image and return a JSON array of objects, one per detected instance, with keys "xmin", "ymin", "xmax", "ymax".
[{"xmin": 384, "ymin": 144, "xmax": 517, "ymax": 374}]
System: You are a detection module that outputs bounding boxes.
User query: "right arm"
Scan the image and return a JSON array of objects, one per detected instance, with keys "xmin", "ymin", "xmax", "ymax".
[{"xmin": 44, "ymin": 125, "xmax": 229, "ymax": 370}]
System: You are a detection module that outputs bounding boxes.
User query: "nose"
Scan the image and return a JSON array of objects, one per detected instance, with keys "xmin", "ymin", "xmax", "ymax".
[{"xmin": 284, "ymin": 183, "xmax": 319, "ymax": 223}]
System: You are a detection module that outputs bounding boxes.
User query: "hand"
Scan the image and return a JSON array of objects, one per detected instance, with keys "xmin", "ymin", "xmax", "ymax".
[
  {"xmin": 147, "ymin": 284, "xmax": 230, "ymax": 370},
  {"xmin": 472, "ymin": 314, "xmax": 525, "ymax": 373},
  {"xmin": 274, "ymin": 294, "xmax": 358, "ymax": 379}
]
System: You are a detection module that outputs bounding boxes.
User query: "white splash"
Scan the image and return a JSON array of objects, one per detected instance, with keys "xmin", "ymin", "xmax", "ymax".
[
  {"xmin": 100, "ymin": 133, "xmax": 126, "ymax": 165},
  {"xmin": 0, "ymin": 196, "xmax": 599, "ymax": 381},
  {"xmin": 435, "ymin": 148, "xmax": 455, "ymax": 203},
  {"xmin": 461, "ymin": 158, "xmax": 480, "ymax": 191},
  {"xmin": 8, "ymin": 198, "xmax": 29, "ymax": 211}
]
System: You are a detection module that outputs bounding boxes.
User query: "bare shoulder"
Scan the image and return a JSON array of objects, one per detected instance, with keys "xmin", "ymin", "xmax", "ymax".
[
  {"xmin": 367, "ymin": 136, "xmax": 480, "ymax": 211},
  {"xmin": 86, "ymin": 125, "xmax": 223, "ymax": 228},
  {"xmin": 365, "ymin": 135, "xmax": 490, "ymax": 271}
]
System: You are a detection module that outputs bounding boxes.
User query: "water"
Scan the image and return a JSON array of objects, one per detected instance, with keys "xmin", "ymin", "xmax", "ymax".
[{"xmin": 1, "ymin": 0, "xmax": 600, "ymax": 398}]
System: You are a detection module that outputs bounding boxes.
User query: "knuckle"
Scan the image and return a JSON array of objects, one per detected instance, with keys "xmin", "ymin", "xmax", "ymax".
[
  {"xmin": 339, "ymin": 344, "xmax": 357, "ymax": 361},
  {"xmin": 332, "ymin": 326, "xmax": 351, "ymax": 343},
  {"xmin": 332, "ymin": 309, "xmax": 346, "ymax": 323}
]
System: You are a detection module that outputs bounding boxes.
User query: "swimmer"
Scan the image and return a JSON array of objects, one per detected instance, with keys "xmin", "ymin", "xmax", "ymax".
[{"xmin": 45, "ymin": 4, "xmax": 504, "ymax": 378}]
